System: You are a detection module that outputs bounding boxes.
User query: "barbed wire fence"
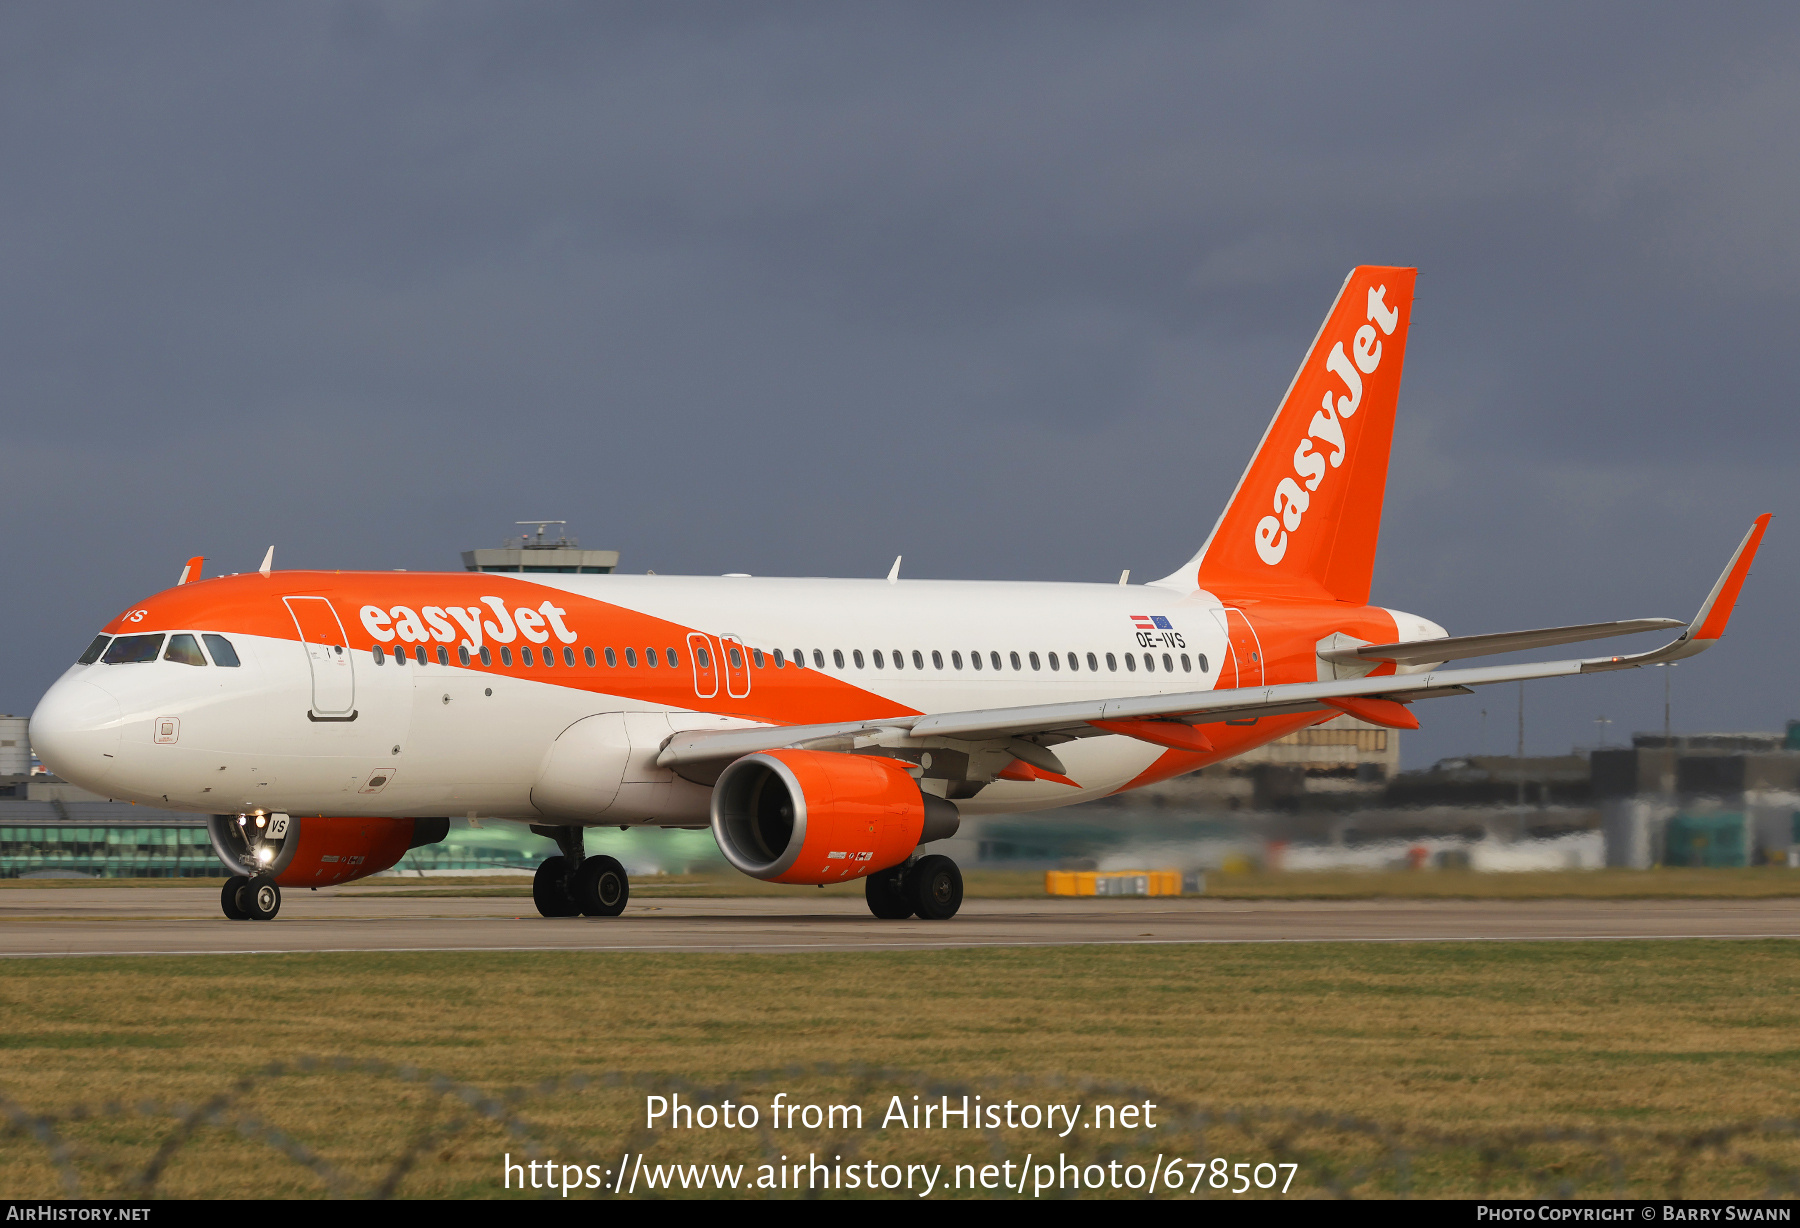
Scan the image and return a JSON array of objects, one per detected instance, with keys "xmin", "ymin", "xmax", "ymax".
[{"xmin": 5, "ymin": 1058, "xmax": 1800, "ymax": 1199}]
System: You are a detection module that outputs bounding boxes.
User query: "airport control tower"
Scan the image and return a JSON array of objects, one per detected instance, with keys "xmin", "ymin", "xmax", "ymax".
[{"xmin": 461, "ymin": 521, "xmax": 619, "ymax": 575}]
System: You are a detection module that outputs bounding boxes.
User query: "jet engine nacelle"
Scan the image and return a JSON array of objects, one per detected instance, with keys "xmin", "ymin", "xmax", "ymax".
[
  {"xmin": 710, "ymin": 750, "xmax": 960, "ymax": 885},
  {"xmin": 206, "ymin": 813, "xmax": 449, "ymax": 887}
]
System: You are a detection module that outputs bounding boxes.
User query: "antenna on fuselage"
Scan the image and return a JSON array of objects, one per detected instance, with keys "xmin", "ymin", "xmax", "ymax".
[
  {"xmin": 887, "ymin": 555, "xmax": 902, "ymax": 584},
  {"xmin": 1119, "ymin": 569, "xmax": 1130, "ymax": 585},
  {"xmin": 258, "ymin": 546, "xmax": 274, "ymax": 577}
]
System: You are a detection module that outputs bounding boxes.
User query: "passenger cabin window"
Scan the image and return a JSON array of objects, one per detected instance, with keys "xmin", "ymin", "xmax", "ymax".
[
  {"xmin": 164, "ymin": 634, "xmax": 206, "ymax": 666},
  {"xmin": 1009, "ymin": 651, "xmax": 1022, "ymax": 671},
  {"xmin": 814, "ymin": 649, "xmax": 826, "ymax": 669},
  {"xmin": 852, "ymin": 650, "xmax": 865, "ymax": 669},
  {"xmin": 438, "ymin": 646, "xmax": 450, "ymax": 665},
  {"xmin": 990, "ymin": 651, "xmax": 1002, "ymax": 671},
  {"xmin": 459, "ymin": 646, "xmax": 473, "ymax": 666},
  {"xmin": 1198, "ymin": 654, "xmax": 1209, "ymax": 673},
  {"xmin": 667, "ymin": 647, "xmax": 681, "ymax": 668},
  {"xmin": 1046, "ymin": 652, "xmax": 1058, "ymax": 671},
  {"xmin": 1105, "ymin": 653, "xmax": 1117, "ymax": 671},
  {"xmin": 951, "ymin": 651, "xmax": 962, "ymax": 669},
  {"xmin": 929, "ymin": 651, "xmax": 940, "ymax": 669},
  {"xmin": 728, "ymin": 647, "xmax": 743, "ymax": 670},
  {"xmin": 752, "ymin": 648, "xmax": 764, "ymax": 668},
  {"xmin": 833, "ymin": 649, "xmax": 845, "ymax": 669},
  {"xmin": 1028, "ymin": 652, "xmax": 1040, "ymax": 671},
  {"xmin": 605, "ymin": 647, "xmax": 618, "ymax": 667},
  {"xmin": 564, "ymin": 647, "xmax": 576, "ymax": 667},
  {"xmin": 102, "ymin": 634, "xmax": 164, "ymax": 665},
  {"xmin": 373, "ymin": 646, "xmax": 387, "ymax": 664},
  {"xmin": 1163, "ymin": 653, "xmax": 1174, "ymax": 673},
  {"xmin": 395, "ymin": 646, "xmax": 408, "ymax": 665},
  {"xmin": 915, "ymin": 651, "xmax": 926, "ymax": 670},
  {"xmin": 625, "ymin": 648, "xmax": 638, "ymax": 667},
  {"xmin": 522, "ymin": 647, "xmax": 535, "ymax": 667},
  {"xmin": 1125, "ymin": 653, "xmax": 1137, "ymax": 671},
  {"xmin": 773, "ymin": 649, "xmax": 785, "ymax": 668},
  {"xmin": 584, "ymin": 647, "xmax": 597, "ymax": 667},
  {"xmin": 1180, "ymin": 653, "xmax": 1191, "ymax": 672},
  {"xmin": 1143, "ymin": 653, "xmax": 1155, "ymax": 672},
  {"xmin": 969, "ymin": 651, "xmax": 981, "ymax": 671},
  {"xmin": 1087, "ymin": 652, "xmax": 1099, "ymax": 672},
  {"xmin": 480, "ymin": 647, "xmax": 493, "ymax": 666},
  {"xmin": 78, "ymin": 635, "xmax": 110, "ymax": 665},
  {"xmin": 645, "ymin": 648, "xmax": 659, "ymax": 668},
  {"xmin": 203, "ymin": 634, "xmax": 241, "ymax": 667},
  {"xmin": 872, "ymin": 650, "xmax": 884, "ymax": 669},
  {"xmin": 500, "ymin": 647, "xmax": 513, "ymax": 666}
]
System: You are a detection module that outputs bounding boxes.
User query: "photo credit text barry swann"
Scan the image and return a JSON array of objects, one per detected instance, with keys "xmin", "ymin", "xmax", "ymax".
[{"xmin": 501, "ymin": 1091, "xmax": 1300, "ymax": 1197}]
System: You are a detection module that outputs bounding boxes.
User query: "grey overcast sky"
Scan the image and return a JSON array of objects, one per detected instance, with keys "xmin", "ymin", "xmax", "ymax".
[{"xmin": 3, "ymin": 3, "xmax": 1796, "ymax": 767}]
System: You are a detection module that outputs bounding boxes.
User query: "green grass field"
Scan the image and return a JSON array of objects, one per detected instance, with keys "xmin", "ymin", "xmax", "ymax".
[{"xmin": 4, "ymin": 940, "xmax": 1800, "ymax": 1198}]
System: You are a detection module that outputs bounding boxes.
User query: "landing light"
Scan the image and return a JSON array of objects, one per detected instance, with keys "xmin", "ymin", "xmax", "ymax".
[
  {"xmin": 254, "ymin": 815, "xmax": 266, "ymax": 828},
  {"xmin": 256, "ymin": 847, "xmax": 274, "ymax": 863},
  {"xmin": 236, "ymin": 816, "xmax": 247, "ymax": 826}
]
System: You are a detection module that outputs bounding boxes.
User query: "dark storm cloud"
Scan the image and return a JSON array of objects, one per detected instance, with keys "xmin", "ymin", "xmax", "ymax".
[{"xmin": 3, "ymin": 2, "xmax": 1797, "ymax": 764}]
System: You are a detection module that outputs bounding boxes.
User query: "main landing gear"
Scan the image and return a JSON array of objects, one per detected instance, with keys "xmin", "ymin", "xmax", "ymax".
[
  {"xmin": 530, "ymin": 825, "xmax": 629, "ymax": 918},
  {"xmin": 864, "ymin": 854, "xmax": 963, "ymax": 921},
  {"xmin": 220, "ymin": 874, "xmax": 281, "ymax": 921}
]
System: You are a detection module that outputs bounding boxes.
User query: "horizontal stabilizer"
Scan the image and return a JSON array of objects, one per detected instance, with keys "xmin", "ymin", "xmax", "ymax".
[{"xmin": 1322, "ymin": 618, "xmax": 1686, "ymax": 665}]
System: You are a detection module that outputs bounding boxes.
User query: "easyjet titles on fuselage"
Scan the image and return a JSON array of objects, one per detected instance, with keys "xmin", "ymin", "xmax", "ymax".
[{"xmin": 361, "ymin": 599, "xmax": 579, "ymax": 651}]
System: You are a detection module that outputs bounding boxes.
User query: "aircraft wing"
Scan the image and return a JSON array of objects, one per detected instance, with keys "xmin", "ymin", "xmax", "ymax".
[{"xmin": 659, "ymin": 515, "xmax": 1768, "ymax": 770}]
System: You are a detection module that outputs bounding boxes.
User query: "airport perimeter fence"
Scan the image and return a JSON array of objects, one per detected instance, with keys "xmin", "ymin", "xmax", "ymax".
[{"xmin": 6, "ymin": 1058, "xmax": 1800, "ymax": 1200}]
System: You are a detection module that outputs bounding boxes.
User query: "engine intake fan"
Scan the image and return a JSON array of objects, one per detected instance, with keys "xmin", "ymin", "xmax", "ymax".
[{"xmin": 710, "ymin": 750, "xmax": 959, "ymax": 884}]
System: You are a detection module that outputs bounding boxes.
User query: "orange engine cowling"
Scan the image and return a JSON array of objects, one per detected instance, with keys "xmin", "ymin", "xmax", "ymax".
[
  {"xmin": 206, "ymin": 814, "xmax": 450, "ymax": 887},
  {"xmin": 710, "ymin": 750, "xmax": 959, "ymax": 884}
]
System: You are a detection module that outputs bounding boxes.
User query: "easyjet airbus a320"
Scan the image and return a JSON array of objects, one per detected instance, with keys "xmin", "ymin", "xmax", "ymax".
[{"xmin": 28, "ymin": 267, "xmax": 1770, "ymax": 924}]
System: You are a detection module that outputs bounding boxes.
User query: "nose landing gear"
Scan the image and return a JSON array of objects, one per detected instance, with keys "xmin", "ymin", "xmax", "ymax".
[
  {"xmin": 530, "ymin": 826, "xmax": 630, "ymax": 918},
  {"xmin": 220, "ymin": 874, "xmax": 280, "ymax": 921}
]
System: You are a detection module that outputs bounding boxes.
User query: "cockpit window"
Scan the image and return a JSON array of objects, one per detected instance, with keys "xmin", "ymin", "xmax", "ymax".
[
  {"xmin": 202, "ymin": 634, "xmax": 242, "ymax": 667},
  {"xmin": 164, "ymin": 634, "xmax": 207, "ymax": 666},
  {"xmin": 102, "ymin": 634, "xmax": 165, "ymax": 664},
  {"xmin": 77, "ymin": 635, "xmax": 110, "ymax": 665}
]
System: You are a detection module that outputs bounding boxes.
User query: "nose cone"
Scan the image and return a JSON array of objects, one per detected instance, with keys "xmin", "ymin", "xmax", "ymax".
[{"xmin": 30, "ymin": 678, "xmax": 124, "ymax": 789}]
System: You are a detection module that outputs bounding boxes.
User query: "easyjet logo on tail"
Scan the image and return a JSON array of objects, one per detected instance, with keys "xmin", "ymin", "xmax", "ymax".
[{"xmin": 1254, "ymin": 285, "xmax": 1401, "ymax": 565}]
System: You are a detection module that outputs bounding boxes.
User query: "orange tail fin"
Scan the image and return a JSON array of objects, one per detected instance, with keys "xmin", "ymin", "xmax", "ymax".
[{"xmin": 1156, "ymin": 266, "xmax": 1418, "ymax": 604}]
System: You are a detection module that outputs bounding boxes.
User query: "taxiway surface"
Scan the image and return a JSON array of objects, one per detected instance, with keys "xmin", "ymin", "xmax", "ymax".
[{"xmin": 3, "ymin": 887, "xmax": 1800, "ymax": 957}]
